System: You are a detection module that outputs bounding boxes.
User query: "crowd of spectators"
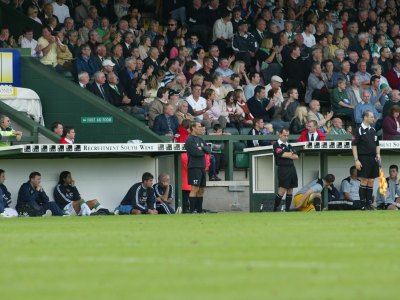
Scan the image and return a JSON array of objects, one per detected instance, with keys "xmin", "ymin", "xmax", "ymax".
[{"xmin": 3, "ymin": 0, "xmax": 400, "ymax": 141}]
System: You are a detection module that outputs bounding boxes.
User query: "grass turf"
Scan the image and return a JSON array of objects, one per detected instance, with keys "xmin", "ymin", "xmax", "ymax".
[{"xmin": 1, "ymin": 212, "xmax": 399, "ymax": 300}]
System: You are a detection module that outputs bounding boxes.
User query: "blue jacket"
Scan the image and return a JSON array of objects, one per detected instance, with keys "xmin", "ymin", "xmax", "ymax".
[
  {"xmin": 153, "ymin": 114, "xmax": 179, "ymax": 136},
  {"xmin": 17, "ymin": 181, "xmax": 49, "ymax": 209},
  {"xmin": 354, "ymin": 102, "xmax": 379, "ymax": 124},
  {"xmin": 120, "ymin": 182, "xmax": 156, "ymax": 210},
  {"xmin": 73, "ymin": 55, "xmax": 100, "ymax": 78},
  {"xmin": 54, "ymin": 184, "xmax": 81, "ymax": 209}
]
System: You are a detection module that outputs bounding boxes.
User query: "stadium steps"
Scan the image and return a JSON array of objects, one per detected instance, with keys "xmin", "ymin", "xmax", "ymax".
[
  {"xmin": 0, "ymin": 101, "xmax": 59, "ymax": 145},
  {"xmin": 20, "ymin": 57, "xmax": 167, "ymax": 143}
]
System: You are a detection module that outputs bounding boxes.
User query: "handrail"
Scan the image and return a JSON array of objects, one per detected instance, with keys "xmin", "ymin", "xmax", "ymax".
[{"xmin": 0, "ymin": 101, "xmax": 59, "ymax": 143}]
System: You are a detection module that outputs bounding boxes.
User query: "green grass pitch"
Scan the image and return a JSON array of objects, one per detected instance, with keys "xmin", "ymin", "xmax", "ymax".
[{"xmin": 1, "ymin": 212, "xmax": 399, "ymax": 300}]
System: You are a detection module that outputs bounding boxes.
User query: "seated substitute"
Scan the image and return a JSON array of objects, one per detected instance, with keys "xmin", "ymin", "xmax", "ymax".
[
  {"xmin": 330, "ymin": 166, "xmax": 361, "ymax": 210},
  {"xmin": 54, "ymin": 171, "xmax": 111, "ymax": 216},
  {"xmin": 291, "ymin": 174, "xmax": 335, "ymax": 212},
  {"xmin": 376, "ymin": 165, "xmax": 400, "ymax": 210},
  {"xmin": 115, "ymin": 172, "xmax": 158, "ymax": 215},
  {"xmin": 0, "ymin": 115, "xmax": 22, "ymax": 147},
  {"xmin": 16, "ymin": 172, "xmax": 65, "ymax": 217},
  {"xmin": 0, "ymin": 169, "xmax": 18, "ymax": 217},
  {"xmin": 153, "ymin": 173, "xmax": 175, "ymax": 214}
]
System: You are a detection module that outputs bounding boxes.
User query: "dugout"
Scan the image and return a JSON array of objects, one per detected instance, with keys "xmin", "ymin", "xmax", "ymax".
[
  {"xmin": 0, "ymin": 143, "xmax": 185, "ymax": 211},
  {"xmin": 244, "ymin": 141, "xmax": 400, "ymax": 212}
]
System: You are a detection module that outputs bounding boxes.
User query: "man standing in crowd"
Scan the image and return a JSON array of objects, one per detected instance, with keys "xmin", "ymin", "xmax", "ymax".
[
  {"xmin": 269, "ymin": 128, "xmax": 298, "ymax": 212},
  {"xmin": 292, "ymin": 174, "xmax": 336, "ymax": 212},
  {"xmin": 16, "ymin": 172, "xmax": 65, "ymax": 217},
  {"xmin": 115, "ymin": 172, "xmax": 158, "ymax": 215},
  {"xmin": 54, "ymin": 171, "xmax": 111, "ymax": 216},
  {"xmin": 153, "ymin": 173, "xmax": 175, "ymax": 214},
  {"xmin": 185, "ymin": 121, "xmax": 211, "ymax": 213},
  {"xmin": 352, "ymin": 110, "xmax": 380, "ymax": 210}
]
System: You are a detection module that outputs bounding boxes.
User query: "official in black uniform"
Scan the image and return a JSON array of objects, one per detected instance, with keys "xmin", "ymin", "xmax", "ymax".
[
  {"xmin": 269, "ymin": 128, "xmax": 299, "ymax": 212},
  {"xmin": 184, "ymin": 121, "xmax": 211, "ymax": 213},
  {"xmin": 352, "ymin": 110, "xmax": 380, "ymax": 210}
]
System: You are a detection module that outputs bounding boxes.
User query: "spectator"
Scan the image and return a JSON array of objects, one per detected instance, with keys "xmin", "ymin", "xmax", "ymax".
[
  {"xmin": 20, "ymin": 28, "xmax": 43, "ymax": 58},
  {"xmin": 107, "ymin": 72, "xmax": 134, "ymax": 112},
  {"xmin": 114, "ymin": 172, "xmax": 157, "ymax": 215},
  {"xmin": 55, "ymin": 31, "xmax": 73, "ymax": 72},
  {"xmin": 330, "ymin": 78, "xmax": 354, "ymax": 120},
  {"xmin": 355, "ymin": 59, "xmax": 371, "ymax": 86},
  {"xmin": 386, "ymin": 60, "xmax": 400, "ymax": 90},
  {"xmin": 75, "ymin": 0, "xmax": 91, "ymax": 25},
  {"xmin": 16, "ymin": 172, "xmax": 65, "ymax": 217},
  {"xmin": 308, "ymin": 99, "xmax": 333, "ymax": 133},
  {"xmin": 153, "ymin": 173, "xmax": 175, "ymax": 215},
  {"xmin": 203, "ymin": 88, "xmax": 227, "ymax": 128},
  {"xmin": 175, "ymin": 101, "xmax": 194, "ymax": 125},
  {"xmin": 346, "ymin": 75, "xmax": 363, "ymax": 107},
  {"xmin": 265, "ymin": 75, "xmax": 284, "ymax": 107},
  {"xmin": 77, "ymin": 71, "xmax": 89, "ymax": 88},
  {"xmin": 247, "ymin": 117, "xmax": 271, "ymax": 148},
  {"xmin": 301, "ymin": 21, "xmax": 316, "ymax": 48},
  {"xmin": 220, "ymin": 91, "xmax": 244, "ymax": 130},
  {"xmin": 354, "ymin": 90, "xmax": 380, "ymax": 125},
  {"xmin": 143, "ymin": 47, "xmax": 167, "ymax": 73},
  {"xmin": 257, "ymin": 38, "xmax": 282, "ymax": 84},
  {"xmin": 282, "ymin": 87, "xmax": 300, "ymax": 122},
  {"xmin": 87, "ymin": 71, "xmax": 110, "ymax": 102},
  {"xmin": 185, "ymin": 85, "xmax": 210, "ymax": 124},
  {"xmin": 39, "ymin": 3, "xmax": 59, "ymax": 26},
  {"xmin": 162, "ymin": 59, "xmax": 181, "ymax": 89},
  {"xmin": 114, "ymin": 0, "xmax": 130, "ymax": 21},
  {"xmin": 66, "ymin": 30, "xmax": 81, "ymax": 58},
  {"xmin": 26, "ymin": 6, "xmax": 42, "ymax": 24},
  {"xmin": 323, "ymin": 59, "xmax": 339, "ymax": 89},
  {"xmin": 149, "ymin": 87, "xmax": 170, "ymax": 128},
  {"xmin": 282, "ymin": 45, "xmax": 307, "ymax": 99},
  {"xmin": 370, "ymin": 64, "xmax": 389, "ymax": 86},
  {"xmin": 51, "ymin": 0, "xmax": 70, "ymax": 25},
  {"xmin": 305, "ymin": 62, "xmax": 329, "ymax": 104},
  {"xmin": 153, "ymin": 104, "xmax": 179, "ymax": 138},
  {"xmin": 247, "ymin": 85, "xmax": 275, "ymax": 123},
  {"xmin": 60, "ymin": 126, "xmax": 75, "ymax": 144},
  {"xmin": 234, "ymin": 88, "xmax": 253, "ymax": 127},
  {"xmin": 298, "ymin": 120, "xmax": 326, "ymax": 142},
  {"xmin": 382, "ymin": 90, "xmax": 400, "ymax": 120},
  {"xmin": 337, "ymin": 60, "xmax": 353, "ymax": 85},
  {"xmin": 176, "ymin": 119, "xmax": 191, "ymax": 143},
  {"xmin": 51, "ymin": 121, "xmax": 63, "ymax": 136},
  {"xmin": 368, "ymin": 75, "xmax": 387, "ymax": 112},
  {"xmin": 215, "ymin": 57, "xmax": 235, "ymax": 85},
  {"xmin": 38, "ymin": 26, "xmax": 59, "ymax": 69},
  {"xmin": 329, "ymin": 117, "xmax": 351, "ymax": 135},
  {"xmin": 0, "ymin": 115, "xmax": 22, "ymax": 147},
  {"xmin": 74, "ymin": 44, "xmax": 99, "ymax": 79},
  {"xmin": 289, "ymin": 106, "xmax": 308, "ymax": 134},
  {"xmin": 118, "ymin": 57, "xmax": 137, "ymax": 92},
  {"xmin": 210, "ymin": 72, "xmax": 229, "ymax": 101},
  {"xmin": 382, "ymin": 106, "xmax": 400, "ymax": 140},
  {"xmin": 96, "ymin": 0, "xmax": 117, "ymax": 24},
  {"xmin": 212, "ymin": 9, "xmax": 233, "ymax": 56},
  {"xmin": 232, "ymin": 20, "xmax": 258, "ymax": 70},
  {"xmin": 379, "ymin": 46, "xmax": 392, "ymax": 76}
]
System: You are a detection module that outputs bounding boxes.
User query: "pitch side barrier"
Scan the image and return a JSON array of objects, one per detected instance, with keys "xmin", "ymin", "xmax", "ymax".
[{"xmin": 243, "ymin": 140, "xmax": 400, "ymax": 212}]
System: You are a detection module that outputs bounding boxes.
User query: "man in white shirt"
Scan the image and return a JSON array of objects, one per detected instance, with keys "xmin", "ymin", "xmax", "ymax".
[
  {"xmin": 20, "ymin": 28, "xmax": 43, "ymax": 58},
  {"xmin": 185, "ymin": 85, "xmax": 210, "ymax": 123},
  {"xmin": 52, "ymin": 0, "xmax": 70, "ymax": 25},
  {"xmin": 212, "ymin": 9, "xmax": 234, "ymax": 56},
  {"xmin": 301, "ymin": 21, "xmax": 316, "ymax": 48}
]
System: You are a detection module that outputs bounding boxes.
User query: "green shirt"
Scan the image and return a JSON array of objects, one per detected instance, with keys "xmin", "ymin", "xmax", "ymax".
[
  {"xmin": 0, "ymin": 129, "xmax": 16, "ymax": 147},
  {"xmin": 330, "ymin": 88, "xmax": 350, "ymax": 109}
]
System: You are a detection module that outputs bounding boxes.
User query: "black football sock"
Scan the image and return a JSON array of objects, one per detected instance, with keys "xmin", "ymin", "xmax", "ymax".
[
  {"xmin": 273, "ymin": 194, "xmax": 283, "ymax": 212},
  {"xmin": 285, "ymin": 194, "xmax": 293, "ymax": 212},
  {"xmin": 189, "ymin": 197, "xmax": 197, "ymax": 213},
  {"xmin": 359, "ymin": 185, "xmax": 367, "ymax": 210},
  {"xmin": 196, "ymin": 197, "xmax": 203, "ymax": 213},
  {"xmin": 366, "ymin": 187, "xmax": 373, "ymax": 208}
]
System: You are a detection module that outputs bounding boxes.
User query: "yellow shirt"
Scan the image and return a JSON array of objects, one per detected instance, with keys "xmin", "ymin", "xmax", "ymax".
[{"xmin": 38, "ymin": 37, "xmax": 58, "ymax": 66}]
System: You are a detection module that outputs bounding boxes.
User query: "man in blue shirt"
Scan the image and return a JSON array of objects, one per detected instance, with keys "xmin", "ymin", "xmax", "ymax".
[
  {"xmin": 115, "ymin": 172, "xmax": 157, "ymax": 215},
  {"xmin": 354, "ymin": 90, "xmax": 380, "ymax": 125}
]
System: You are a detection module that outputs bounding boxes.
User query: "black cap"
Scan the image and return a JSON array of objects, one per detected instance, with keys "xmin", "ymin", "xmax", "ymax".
[{"xmin": 168, "ymin": 89, "xmax": 180, "ymax": 97}]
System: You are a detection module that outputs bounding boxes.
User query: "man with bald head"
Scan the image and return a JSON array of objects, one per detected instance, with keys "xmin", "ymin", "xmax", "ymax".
[
  {"xmin": 382, "ymin": 89, "xmax": 400, "ymax": 119},
  {"xmin": 153, "ymin": 173, "xmax": 175, "ymax": 214},
  {"xmin": 307, "ymin": 99, "xmax": 333, "ymax": 133},
  {"xmin": 354, "ymin": 90, "xmax": 380, "ymax": 124}
]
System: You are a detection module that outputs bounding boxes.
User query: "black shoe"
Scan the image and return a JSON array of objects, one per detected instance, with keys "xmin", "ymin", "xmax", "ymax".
[{"xmin": 91, "ymin": 208, "xmax": 113, "ymax": 216}]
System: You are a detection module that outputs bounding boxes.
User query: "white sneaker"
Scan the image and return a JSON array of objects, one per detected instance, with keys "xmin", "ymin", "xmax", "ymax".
[
  {"xmin": 114, "ymin": 210, "xmax": 120, "ymax": 215},
  {"xmin": 0, "ymin": 212, "xmax": 12, "ymax": 218},
  {"xmin": 42, "ymin": 210, "xmax": 53, "ymax": 217},
  {"xmin": 176, "ymin": 207, "xmax": 182, "ymax": 214},
  {"xmin": 80, "ymin": 204, "xmax": 91, "ymax": 216}
]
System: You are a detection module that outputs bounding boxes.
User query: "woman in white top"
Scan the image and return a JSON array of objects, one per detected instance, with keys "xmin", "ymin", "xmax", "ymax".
[
  {"xmin": 192, "ymin": 47, "xmax": 205, "ymax": 71},
  {"xmin": 220, "ymin": 91, "xmax": 244, "ymax": 130},
  {"xmin": 138, "ymin": 35, "xmax": 151, "ymax": 60}
]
